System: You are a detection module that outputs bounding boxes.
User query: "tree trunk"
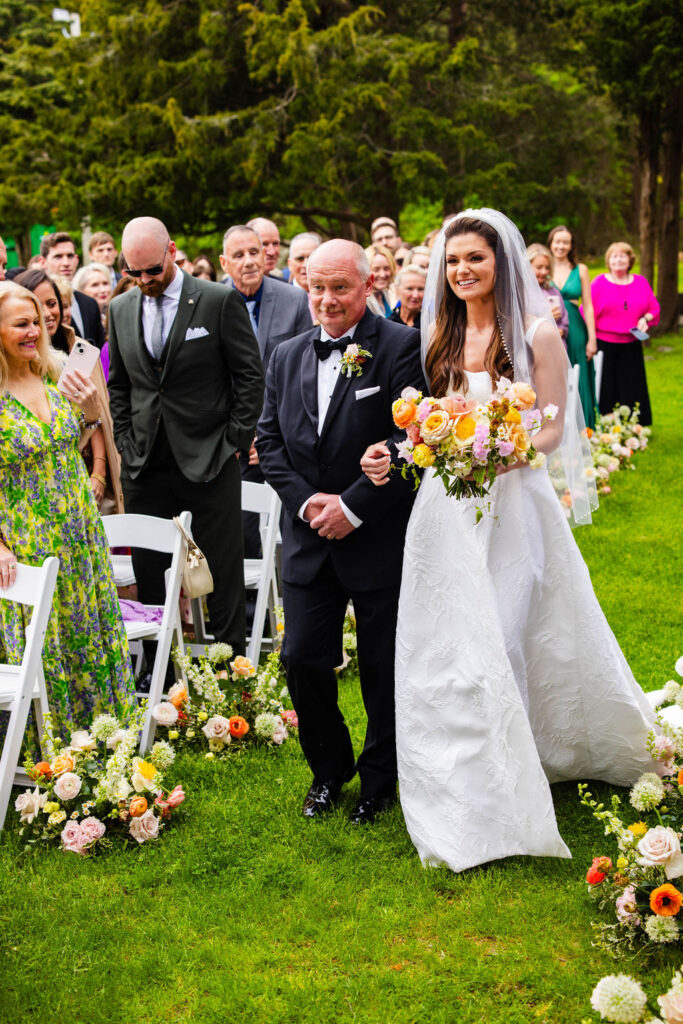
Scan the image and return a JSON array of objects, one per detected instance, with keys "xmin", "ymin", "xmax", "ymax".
[
  {"xmin": 637, "ymin": 105, "xmax": 659, "ymax": 287},
  {"xmin": 657, "ymin": 86, "xmax": 682, "ymax": 333}
]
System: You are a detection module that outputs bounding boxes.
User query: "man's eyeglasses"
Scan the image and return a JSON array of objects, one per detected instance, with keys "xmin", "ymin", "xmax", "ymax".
[{"xmin": 126, "ymin": 248, "xmax": 168, "ymax": 278}]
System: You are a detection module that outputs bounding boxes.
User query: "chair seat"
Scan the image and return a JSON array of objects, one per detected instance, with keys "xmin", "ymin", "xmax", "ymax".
[
  {"xmin": 111, "ymin": 554, "xmax": 136, "ymax": 587},
  {"xmin": 0, "ymin": 664, "xmax": 23, "ymax": 707},
  {"xmin": 244, "ymin": 558, "xmax": 264, "ymax": 588},
  {"xmin": 124, "ymin": 620, "xmax": 161, "ymax": 642}
]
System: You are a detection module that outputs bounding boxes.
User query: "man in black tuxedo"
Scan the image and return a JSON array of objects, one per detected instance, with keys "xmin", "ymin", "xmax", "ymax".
[
  {"xmin": 257, "ymin": 240, "xmax": 426, "ymax": 823},
  {"xmin": 38, "ymin": 232, "xmax": 105, "ymax": 349},
  {"xmin": 108, "ymin": 216, "xmax": 264, "ymax": 654}
]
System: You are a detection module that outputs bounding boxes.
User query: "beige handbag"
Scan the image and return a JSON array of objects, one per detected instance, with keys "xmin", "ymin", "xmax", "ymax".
[{"xmin": 173, "ymin": 517, "xmax": 214, "ymax": 599}]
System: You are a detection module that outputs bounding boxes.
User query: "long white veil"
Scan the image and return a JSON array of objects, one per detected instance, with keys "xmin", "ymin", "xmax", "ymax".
[{"xmin": 420, "ymin": 207, "xmax": 598, "ymax": 526}]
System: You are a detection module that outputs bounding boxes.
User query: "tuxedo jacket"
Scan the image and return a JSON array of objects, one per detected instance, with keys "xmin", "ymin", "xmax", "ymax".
[
  {"xmin": 256, "ymin": 308, "xmax": 426, "ymax": 590},
  {"xmin": 108, "ymin": 271, "xmax": 264, "ymax": 483},
  {"xmin": 73, "ymin": 290, "xmax": 105, "ymax": 350},
  {"xmin": 230, "ymin": 274, "xmax": 313, "ymax": 371}
]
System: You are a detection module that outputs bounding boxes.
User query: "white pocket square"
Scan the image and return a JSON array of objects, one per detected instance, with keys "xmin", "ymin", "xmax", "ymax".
[
  {"xmin": 185, "ymin": 326, "xmax": 209, "ymax": 340},
  {"xmin": 355, "ymin": 386, "xmax": 381, "ymax": 401}
]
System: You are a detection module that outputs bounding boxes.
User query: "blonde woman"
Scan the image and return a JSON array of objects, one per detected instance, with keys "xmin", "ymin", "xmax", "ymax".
[
  {"xmin": 526, "ymin": 243, "xmax": 568, "ymax": 342},
  {"xmin": 364, "ymin": 244, "xmax": 397, "ymax": 317},
  {"xmin": 0, "ymin": 282, "xmax": 134, "ymax": 738}
]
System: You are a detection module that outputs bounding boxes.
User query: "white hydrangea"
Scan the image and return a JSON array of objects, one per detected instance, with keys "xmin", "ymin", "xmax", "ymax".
[
  {"xmin": 644, "ymin": 914, "xmax": 679, "ymax": 944},
  {"xmin": 590, "ymin": 974, "xmax": 647, "ymax": 1022},
  {"xmin": 149, "ymin": 740, "xmax": 176, "ymax": 770},
  {"xmin": 90, "ymin": 714, "xmax": 121, "ymax": 742},
  {"xmin": 630, "ymin": 773, "xmax": 665, "ymax": 812},
  {"xmin": 663, "ymin": 680, "xmax": 681, "ymax": 704}
]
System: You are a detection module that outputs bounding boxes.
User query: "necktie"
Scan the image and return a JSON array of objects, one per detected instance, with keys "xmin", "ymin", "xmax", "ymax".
[
  {"xmin": 150, "ymin": 295, "xmax": 165, "ymax": 360},
  {"xmin": 245, "ymin": 299, "xmax": 259, "ymax": 335},
  {"xmin": 313, "ymin": 336, "xmax": 350, "ymax": 361}
]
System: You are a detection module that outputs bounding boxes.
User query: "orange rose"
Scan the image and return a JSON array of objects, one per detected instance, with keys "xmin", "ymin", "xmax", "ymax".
[
  {"xmin": 650, "ymin": 883, "xmax": 683, "ymax": 916},
  {"xmin": 392, "ymin": 398, "xmax": 417, "ymax": 429},
  {"xmin": 30, "ymin": 761, "xmax": 53, "ymax": 780},
  {"xmin": 168, "ymin": 682, "xmax": 189, "ymax": 709},
  {"xmin": 51, "ymin": 752, "xmax": 75, "ymax": 776},
  {"xmin": 230, "ymin": 656, "xmax": 256, "ymax": 678},
  {"xmin": 129, "ymin": 796, "xmax": 148, "ymax": 817},
  {"xmin": 228, "ymin": 716, "xmax": 250, "ymax": 738}
]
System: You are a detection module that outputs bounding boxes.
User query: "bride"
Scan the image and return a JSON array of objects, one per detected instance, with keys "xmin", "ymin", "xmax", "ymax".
[{"xmin": 361, "ymin": 209, "xmax": 656, "ymax": 872}]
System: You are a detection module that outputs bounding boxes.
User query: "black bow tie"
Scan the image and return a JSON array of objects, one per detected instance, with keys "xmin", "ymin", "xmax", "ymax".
[{"xmin": 313, "ymin": 336, "xmax": 351, "ymax": 361}]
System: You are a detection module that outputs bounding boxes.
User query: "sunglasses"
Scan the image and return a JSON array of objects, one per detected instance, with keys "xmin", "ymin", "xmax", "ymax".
[{"xmin": 126, "ymin": 248, "xmax": 168, "ymax": 278}]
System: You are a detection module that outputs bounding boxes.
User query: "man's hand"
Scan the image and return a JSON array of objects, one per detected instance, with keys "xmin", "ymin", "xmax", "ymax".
[
  {"xmin": 308, "ymin": 493, "xmax": 356, "ymax": 540},
  {"xmin": 248, "ymin": 441, "xmax": 259, "ymax": 466}
]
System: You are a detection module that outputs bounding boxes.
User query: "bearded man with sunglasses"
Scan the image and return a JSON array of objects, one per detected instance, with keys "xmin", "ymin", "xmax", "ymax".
[{"xmin": 108, "ymin": 216, "xmax": 264, "ymax": 654}]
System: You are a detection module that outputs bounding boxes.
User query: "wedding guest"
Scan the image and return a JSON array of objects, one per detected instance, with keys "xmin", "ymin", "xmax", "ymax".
[
  {"xmin": 88, "ymin": 231, "xmax": 120, "ymax": 289},
  {"xmin": 388, "ymin": 264, "xmax": 426, "ymax": 329},
  {"xmin": 526, "ymin": 243, "xmax": 569, "ymax": 343},
  {"xmin": 73, "ymin": 262, "xmax": 113, "ymax": 324},
  {"xmin": 370, "ymin": 217, "xmax": 402, "ymax": 254},
  {"xmin": 588, "ymin": 242, "xmax": 659, "ymax": 425},
  {"xmin": 365, "ymin": 244, "xmax": 397, "ymax": 317},
  {"xmin": 394, "ymin": 245, "xmax": 413, "ymax": 269},
  {"xmin": 410, "ymin": 246, "xmax": 432, "ymax": 271},
  {"xmin": 192, "ymin": 256, "xmax": 217, "ymax": 281},
  {"xmin": 247, "ymin": 218, "xmax": 283, "ymax": 277},
  {"xmin": 52, "ymin": 274, "xmax": 73, "ymax": 327},
  {"xmin": 102, "ymin": 276, "xmax": 138, "ymax": 378},
  {"xmin": 15, "ymin": 268, "xmax": 123, "ymax": 514},
  {"xmin": 548, "ymin": 224, "xmax": 597, "ymax": 428},
  {"xmin": 287, "ymin": 233, "xmax": 321, "ymax": 292},
  {"xmin": 174, "ymin": 250, "xmax": 194, "ymax": 274},
  {"xmin": 37, "ymin": 232, "xmax": 105, "ymax": 350},
  {"xmin": 0, "ymin": 282, "xmax": 135, "ymax": 737},
  {"xmin": 0, "ymin": 236, "xmax": 6, "ymax": 280}
]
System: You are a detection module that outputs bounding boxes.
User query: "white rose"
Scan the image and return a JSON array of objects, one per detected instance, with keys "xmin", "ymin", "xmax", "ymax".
[
  {"xmin": 15, "ymin": 787, "xmax": 47, "ymax": 824},
  {"xmin": 637, "ymin": 826, "xmax": 683, "ymax": 879},
  {"xmin": 626, "ymin": 437, "xmax": 639, "ymax": 450},
  {"xmin": 528, "ymin": 451, "xmax": 546, "ymax": 469},
  {"xmin": 151, "ymin": 702, "xmax": 179, "ymax": 727},
  {"xmin": 69, "ymin": 730, "xmax": 96, "ymax": 752},
  {"xmin": 202, "ymin": 715, "xmax": 232, "ymax": 743},
  {"xmin": 53, "ymin": 772, "xmax": 83, "ymax": 801},
  {"xmin": 106, "ymin": 729, "xmax": 128, "ymax": 750},
  {"xmin": 129, "ymin": 809, "xmax": 160, "ymax": 844},
  {"xmin": 344, "ymin": 343, "xmax": 359, "ymax": 358}
]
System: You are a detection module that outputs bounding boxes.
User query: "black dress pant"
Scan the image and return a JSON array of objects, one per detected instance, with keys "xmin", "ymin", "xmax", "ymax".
[
  {"xmin": 282, "ymin": 555, "xmax": 400, "ymax": 799},
  {"xmin": 121, "ymin": 426, "xmax": 246, "ymax": 654}
]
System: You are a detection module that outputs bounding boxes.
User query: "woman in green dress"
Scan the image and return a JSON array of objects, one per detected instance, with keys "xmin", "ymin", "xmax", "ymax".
[
  {"xmin": 547, "ymin": 225, "xmax": 597, "ymax": 428},
  {"xmin": 0, "ymin": 282, "xmax": 135, "ymax": 739}
]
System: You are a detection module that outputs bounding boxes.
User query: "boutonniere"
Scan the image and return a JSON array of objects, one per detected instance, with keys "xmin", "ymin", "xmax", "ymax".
[{"xmin": 340, "ymin": 343, "xmax": 372, "ymax": 378}]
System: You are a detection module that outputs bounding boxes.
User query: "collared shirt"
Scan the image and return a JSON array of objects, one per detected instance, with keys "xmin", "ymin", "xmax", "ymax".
[
  {"xmin": 297, "ymin": 322, "xmax": 362, "ymax": 529},
  {"xmin": 141, "ymin": 266, "xmax": 184, "ymax": 359},
  {"xmin": 235, "ymin": 279, "xmax": 264, "ymax": 336},
  {"xmin": 71, "ymin": 294, "xmax": 85, "ymax": 338}
]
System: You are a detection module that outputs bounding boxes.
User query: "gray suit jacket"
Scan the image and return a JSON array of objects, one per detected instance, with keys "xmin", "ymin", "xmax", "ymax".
[
  {"xmin": 108, "ymin": 271, "xmax": 264, "ymax": 483},
  {"xmin": 233, "ymin": 275, "xmax": 312, "ymax": 370}
]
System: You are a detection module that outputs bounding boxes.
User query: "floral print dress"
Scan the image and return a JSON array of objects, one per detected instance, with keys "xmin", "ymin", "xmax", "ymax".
[{"xmin": 0, "ymin": 380, "xmax": 136, "ymax": 738}]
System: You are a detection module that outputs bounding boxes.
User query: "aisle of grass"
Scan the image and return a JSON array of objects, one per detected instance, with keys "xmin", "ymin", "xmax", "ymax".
[{"xmin": 0, "ymin": 335, "xmax": 680, "ymax": 1024}]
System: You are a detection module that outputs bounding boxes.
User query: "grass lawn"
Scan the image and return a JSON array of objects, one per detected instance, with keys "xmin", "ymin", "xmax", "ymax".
[{"xmin": 0, "ymin": 335, "xmax": 681, "ymax": 1024}]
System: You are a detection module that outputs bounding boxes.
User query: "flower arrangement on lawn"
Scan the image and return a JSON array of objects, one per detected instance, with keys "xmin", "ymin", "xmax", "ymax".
[
  {"xmin": 580, "ymin": 659, "xmax": 683, "ymax": 954},
  {"xmin": 588, "ymin": 403, "xmax": 651, "ymax": 496},
  {"xmin": 16, "ymin": 706, "xmax": 184, "ymax": 853},
  {"xmin": 588, "ymin": 962, "xmax": 683, "ymax": 1022},
  {"xmin": 392, "ymin": 380, "xmax": 556, "ymax": 522},
  {"xmin": 151, "ymin": 643, "xmax": 297, "ymax": 758}
]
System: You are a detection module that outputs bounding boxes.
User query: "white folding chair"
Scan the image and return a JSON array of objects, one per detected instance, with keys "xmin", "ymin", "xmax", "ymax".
[
  {"xmin": 102, "ymin": 512, "xmax": 189, "ymax": 753},
  {"xmin": 0, "ymin": 557, "xmax": 59, "ymax": 831},
  {"xmin": 593, "ymin": 349, "xmax": 604, "ymax": 404},
  {"xmin": 243, "ymin": 482, "xmax": 281, "ymax": 666}
]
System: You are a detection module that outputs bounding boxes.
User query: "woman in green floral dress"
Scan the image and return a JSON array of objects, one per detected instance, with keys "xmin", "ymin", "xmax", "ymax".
[{"xmin": 0, "ymin": 282, "xmax": 135, "ymax": 738}]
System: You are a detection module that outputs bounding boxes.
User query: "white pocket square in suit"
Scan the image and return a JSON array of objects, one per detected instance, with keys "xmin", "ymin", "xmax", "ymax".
[
  {"xmin": 355, "ymin": 386, "xmax": 381, "ymax": 401},
  {"xmin": 185, "ymin": 326, "xmax": 209, "ymax": 340}
]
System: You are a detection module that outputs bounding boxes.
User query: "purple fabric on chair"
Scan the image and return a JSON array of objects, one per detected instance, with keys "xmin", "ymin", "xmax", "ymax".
[
  {"xmin": 100, "ymin": 342, "xmax": 110, "ymax": 382},
  {"xmin": 119, "ymin": 599, "xmax": 163, "ymax": 624}
]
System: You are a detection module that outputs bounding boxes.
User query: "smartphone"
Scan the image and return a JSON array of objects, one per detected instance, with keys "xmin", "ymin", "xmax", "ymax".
[
  {"xmin": 57, "ymin": 339, "xmax": 101, "ymax": 392},
  {"xmin": 630, "ymin": 327, "xmax": 649, "ymax": 342}
]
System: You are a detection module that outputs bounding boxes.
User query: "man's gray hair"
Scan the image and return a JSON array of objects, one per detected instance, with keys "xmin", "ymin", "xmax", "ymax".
[
  {"xmin": 355, "ymin": 246, "xmax": 371, "ymax": 282},
  {"xmin": 222, "ymin": 224, "xmax": 261, "ymax": 249},
  {"xmin": 395, "ymin": 263, "xmax": 427, "ymax": 289},
  {"xmin": 290, "ymin": 232, "xmax": 322, "ymax": 251}
]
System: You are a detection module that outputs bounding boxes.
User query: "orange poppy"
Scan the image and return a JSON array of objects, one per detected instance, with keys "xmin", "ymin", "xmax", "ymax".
[
  {"xmin": 650, "ymin": 883, "xmax": 683, "ymax": 916},
  {"xmin": 229, "ymin": 716, "xmax": 250, "ymax": 739}
]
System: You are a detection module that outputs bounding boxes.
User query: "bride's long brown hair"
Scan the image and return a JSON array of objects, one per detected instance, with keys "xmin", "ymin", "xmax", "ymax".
[{"xmin": 425, "ymin": 217, "xmax": 514, "ymax": 398}]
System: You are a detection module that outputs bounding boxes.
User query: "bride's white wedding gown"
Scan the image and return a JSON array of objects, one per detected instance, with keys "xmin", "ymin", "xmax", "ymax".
[{"xmin": 395, "ymin": 366, "xmax": 656, "ymax": 872}]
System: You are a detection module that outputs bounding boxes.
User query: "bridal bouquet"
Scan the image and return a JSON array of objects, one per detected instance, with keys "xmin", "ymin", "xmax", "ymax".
[
  {"xmin": 392, "ymin": 380, "xmax": 557, "ymax": 520},
  {"xmin": 151, "ymin": 643, "xmax": 298, "ymax": 757},
  {"xmin": 588, "ymin": 963, "xmax": 683, "ymax": 1022},
  {"xmin": 580, "ymin": 658, "xmax": 683, "ymax": 955},
  {"xmin": 16, "ymin": 705, "xmax": 184, "ymax": 854}
]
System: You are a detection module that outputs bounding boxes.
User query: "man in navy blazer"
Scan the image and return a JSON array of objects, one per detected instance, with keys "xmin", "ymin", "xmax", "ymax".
[{"xmin": 257, "ymin": 240, "xmax": 426, "ymax": 824}]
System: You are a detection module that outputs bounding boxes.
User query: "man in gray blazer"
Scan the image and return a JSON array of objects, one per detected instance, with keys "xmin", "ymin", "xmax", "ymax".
[{"xmin": 108, "ymin": 217, "xmax": 264, "ymax": 654}]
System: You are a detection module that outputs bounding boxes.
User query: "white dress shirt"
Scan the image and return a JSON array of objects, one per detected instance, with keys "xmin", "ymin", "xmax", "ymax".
[
  {"xmin": 297, "ymin": 322, "xmax": 362, "ymax": 528},
  {"xmin": 141, "ymin": 266, "xmax": 184, "ymax": 359}
]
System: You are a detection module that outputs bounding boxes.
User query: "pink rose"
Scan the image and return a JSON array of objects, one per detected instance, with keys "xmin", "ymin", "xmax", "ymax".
[
  {"xmin": 202, "ymin": 715, "xmax": 232, "ymax": 745},
  {"xmin": 637, "ymin": 826, "xmax": 683, "ymax": 879},
  {"xmin": 653, "ymin": 735, "xmax": 676, "ymax": 766},
  {"xmin": 281, "ymin": 709, "xmax": 299, "ymax": 729},
  {"xmin": 61, "ymin": 820, "xmax": 87, "ymax": 855},
  {"xmin": 79, "ymin": 816, "xmax": 106, "ymax": 845},
  {"xmin": 129, "ymin": 809, "xmax": 160, "ymax": 844},
  {"xmin": 659, "ymin": 990, "xmax": 683, "ymax": 1023},
  {"xmin": 406, "ymin": 423, "xmax": 421, "ymax": 445}
]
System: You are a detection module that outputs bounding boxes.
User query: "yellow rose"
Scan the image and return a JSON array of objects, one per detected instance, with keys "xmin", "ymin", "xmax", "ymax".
[
  {"xmin": 616, "ymin": 856, "xmax": 628, "ymax": 870},
  {"xmin": 168, "ymin": 730, "xmax": 179, "ymax": 740},
  {"xmin": 504, "ymin": 407, "xmax": 522, "ymax": 424},
  {"xmin": 508, "ymin": 424, "xmax": 531, "ymax": 459},
  {"xmin": 197, "ymin": 711, "xmax": 208, "ymax": 722},
  {"xmin": 48, "ymin": 810, "xmax": 67, "ymax": 826},
  {"xmin": 421, "ymin": 409, "xmax": 452, "ymax": 444},
  {"xmin": 412, "ymin": 444, "xmax": 436, "ymax": 468}
]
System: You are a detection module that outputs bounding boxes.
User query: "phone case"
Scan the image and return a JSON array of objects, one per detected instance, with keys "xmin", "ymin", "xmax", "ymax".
[{"xmin": 57, "ymin": 340, "xmax": 101, "ymax": 392}]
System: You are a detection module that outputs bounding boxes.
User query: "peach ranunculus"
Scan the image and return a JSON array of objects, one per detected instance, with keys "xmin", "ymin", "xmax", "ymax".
[
  {"xmin": 440, "ymin": 395, "xmax": 476, "ymax": 419},
  {"xmin": 129, "ymin": 796, "xmax": 148, "ymax": 818},
  {"xmin": 650, "ymin": 883, "xmax": 683, "ymax": 916},
  {"xmin": 228, "ymin": 715, "xmax": 250, "ymax": 738},
  {"xmin": 51, "ymin": 752, "xmax": 75, "ymax": 777},
  {"xmin": 392, "ymin": 398, "xmax": 417, "ymax": 429},
  {"xmin": 421, "ymin": 409, "xmax": 452, "ymax": 445},
  {"xmin": 230, "ymin": 655, "xmax": 257, "ymax": 678},
  {"xmin": 508, "ymin": 424, "xmax": 531, "ymax": 459},
  {"xmin": 29, "ymin": 761, "xmax": 52, "ymax": 781},
  {"xmin": 167, "ymin": 682, "xmax": 189, "ymax": 709},
  {"xmin": 508, "ymin": 382, "xmax": 536, "ymax": 409}
]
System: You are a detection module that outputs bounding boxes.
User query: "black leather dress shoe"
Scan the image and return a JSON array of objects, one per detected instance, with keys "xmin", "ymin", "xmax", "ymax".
[
  {"xmin": 302, "ymin": 781, "xmax": 341, "ymax": 819},
  {"xmin": 349, "ymin": 795, "xmax": 395, "ymax": 825}
]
